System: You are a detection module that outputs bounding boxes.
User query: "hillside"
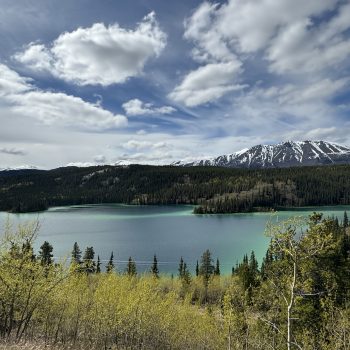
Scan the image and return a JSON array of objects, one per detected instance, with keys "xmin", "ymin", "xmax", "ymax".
[{"xmin": 1, "ymin": 164, "xmax": 350, "ymax": 213}]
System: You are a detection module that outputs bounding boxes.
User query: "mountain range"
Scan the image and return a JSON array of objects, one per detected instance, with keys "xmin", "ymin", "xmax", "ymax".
[
  {"xmin": 2, "ymin": 141, "xmax": 350, "ymax": 172},
  {"xmin": 172, "ymin": 141, "xmax": 350, "ymax": 168}
]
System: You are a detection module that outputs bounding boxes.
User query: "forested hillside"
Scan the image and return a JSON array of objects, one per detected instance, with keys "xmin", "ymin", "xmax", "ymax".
[
  {"xmin": 0, "ymin": 213, "xmax": 349, "ymax": 349},
  {"xmin": 1, "ymin": 164, "xmax": 350, "ymax": 213}
]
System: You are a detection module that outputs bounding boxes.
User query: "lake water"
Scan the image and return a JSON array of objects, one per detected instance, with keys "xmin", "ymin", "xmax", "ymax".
[{"xmin": 0, "ymin": 204, "xmax": 348, "ymax": 274}]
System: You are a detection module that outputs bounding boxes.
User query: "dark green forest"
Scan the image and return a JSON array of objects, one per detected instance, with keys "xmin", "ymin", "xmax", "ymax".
[{"xmin": 1, "ymin": 164, "xmax": 350, "ymax": 213}]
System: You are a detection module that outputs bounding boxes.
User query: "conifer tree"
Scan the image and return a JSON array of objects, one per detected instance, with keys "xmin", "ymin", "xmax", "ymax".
[
  {"xmin": 96, "ymin": 255, "xmax": 101, "ymax": 273},
  {"xmin": 83, "ymin": 247, "xmax": 95, "ymax": 273},
  {"xmin": 38, "ymin": 241, "xmax": 53, "ymax": 266},
  {"xmin": 344, "ymin": 211, "xmax": 348, "ymax": 228},
  {"xmin": 195, "ymin": 260, "xmax": 199, "ymax": 277},
  {"xmin": 237, "ymin": 254, "xmax": 252, "ymax": 291},
  {"xmin": 261, "ymin": 248, "xmax": 273, "ymax": 280},
  {"xmin": 151, "ymin": 254, "xmax": 159, "ymax": 278},
  {"xmin": 249, "ymin": 251, "xmax": 259, "ymax": 286},
  {"xmin": 106, "ymin": 252, "xmax": 115, "ymax": 273},
  {"xmin": 178, "ymin": 257, "xmax": 184, "ymax": 278},
  {"xmin": 181, "ymin": 262, "xmax": 191, "ymax": 286},
  {"xmin": 199, "ymin": 249, "xmax": 214, "ymax": 286},
  {"xmin": 214, "ymin": 258, "xmax": 220, "ymax": 276},
  {"xmin": 126, "ymin": 257, "xmax": 137, "ymax": 276},
  {"xmin": 71, "ymin": 242, "xmax": 82, "ymax": 264},
  {"xmin": 22, "ymin": 240, "xmax": 36, "ymax": 261}
]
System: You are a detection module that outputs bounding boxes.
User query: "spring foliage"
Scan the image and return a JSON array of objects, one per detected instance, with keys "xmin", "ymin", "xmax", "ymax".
[{"xmin": 0, "ymin": 213, "xmax": 349, "ymax": 349}]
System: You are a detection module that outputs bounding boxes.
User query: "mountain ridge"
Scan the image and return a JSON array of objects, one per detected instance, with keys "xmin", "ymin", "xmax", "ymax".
[{"xmin": 172, "ymin": 140, "xmax": 350, "ymax": 168}]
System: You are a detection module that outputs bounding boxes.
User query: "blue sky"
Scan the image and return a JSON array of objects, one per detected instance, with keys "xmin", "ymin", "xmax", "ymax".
[{"xmin": 1, "ymin": 0, "xmax": 350, "ymax": 168}]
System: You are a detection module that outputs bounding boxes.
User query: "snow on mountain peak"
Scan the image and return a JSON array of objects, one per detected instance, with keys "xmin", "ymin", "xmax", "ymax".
[{"xmin": 174, "ymin": 140, "xmax": 350, "ymax": 169}]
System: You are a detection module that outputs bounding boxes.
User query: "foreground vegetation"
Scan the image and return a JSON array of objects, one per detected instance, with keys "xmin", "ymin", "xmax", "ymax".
[
  {"xmin": 0, "ymin": 212, "xmax": 349, "ymax": 349},
  {"xmin": 1, "ymin": 164, "xmax": 350, "ymax": 213}
]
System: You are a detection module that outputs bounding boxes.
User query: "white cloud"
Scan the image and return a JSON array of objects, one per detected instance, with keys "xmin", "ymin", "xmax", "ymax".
[
  {"xmin": 267, "ymin": 5, "xmax": 350, "ymax": 74},
  {"xmin": 14, "ymin": 12, "xmax": 167, "ymax": 86},
  {"xmin": 0, "ymin": 64, "xmax": 31, "ymax": 95},
  {"xmin": 122, "ymin": 140, "xmax": 152, "ymax": 151},
  {"xmin": 184, "ymin": 2, "xmax": 236, "ymax": 63},
  {"xmin": 14, "ymin": 43, "xmax": 53, "ymax": 71},
  {"xmin": 169, "ymin": 61, "xmax": 244, "ymax": 107},
  {"xmin": 171, "ymin": 0, "xmax": 350, "ymax": 109},
  {"xmin": 122, "ymin": 139, "xmax": 171, "ymax": 151},
  {"xmin": 255, "ymin": 78, "xmax": 350, "ymax": 105},
  {"xmin": 214, "ymin": 0, "xmax": 337, "ymax": 53},
  {"xmin": 93, "ymin": 155, "xmax": 106, "ymax": 163},
  {"xmin": 66, "ymin": 162, "xmax": 97, "ymax": 168},
  {"xmin": 184, "ymin": 0, "xmax": 349, "ymax": 75},
  {"xmin": 169, "ymin": 2, "xmax": 245, "ymax": 106},
  {"xmin": 122, "ymin": 98, "xmax": 176, "ymax": 116},
  {"xmin": 0, "ymin": 64, "xmax": 127, "ymax": 131},
  {"xmin": 0, "ymin": 147, "xmax": 26, "ymax": 155}
]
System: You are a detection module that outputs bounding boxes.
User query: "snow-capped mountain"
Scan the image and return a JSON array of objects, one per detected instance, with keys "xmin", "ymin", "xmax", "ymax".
[
  {"xmin": 0, "ymin": 165, "xmax": 39, "ymax": 172},
  {"xmin": 173, "ymin": 141, "xmax": 350, "ymax": 168}
]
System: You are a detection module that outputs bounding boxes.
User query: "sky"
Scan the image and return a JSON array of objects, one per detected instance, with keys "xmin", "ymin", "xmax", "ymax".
[{"xmin": 0, "ymin": 0, "xmax": 350, "ymax": 169}]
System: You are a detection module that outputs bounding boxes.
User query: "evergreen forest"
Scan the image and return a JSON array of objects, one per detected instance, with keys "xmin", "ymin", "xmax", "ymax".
[{"xmin": 1, "ymin": 164, "xmax": 350, "ymax": 213}]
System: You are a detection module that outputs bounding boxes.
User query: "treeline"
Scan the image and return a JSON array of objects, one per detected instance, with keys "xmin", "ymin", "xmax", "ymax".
[
  {"xmin": 1, "ymin": 164, "xmax": 350, "ymax": 213},
  {"xmin": 0, "ymin": 212, "xmax": 349, "ymax": 349}
]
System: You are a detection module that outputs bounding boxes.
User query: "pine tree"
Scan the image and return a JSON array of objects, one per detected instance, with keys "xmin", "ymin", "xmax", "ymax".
[
  {"xmin": 195, "ymin": 260, "xmax": 199, "ymax": 277},
  {"xmin": 83, "ymin": 247, "xmax": 95, "ymax": 273},
  {"xmin": 237, "ymin": 254, "xmax": 252, "ymax": 291},
  {"xmin": 38, "ymin": 241, "xmax": 53, "ymax": 266},
  {"xmin": 214, "ymin": 258, "xmax": 220, "ymax": 276},
  {"xmin": 178, "ymin": 257, "xmax": 184, "ymax": 278},
  {"xmin": 199, "ymin": 249, "xmax": 214, "ymax": 286},
  {"xmin": 71, "ymin": 242, "xmax": 82, "ymax": 264},
  {"xmin": 249, "ymin": 251, "xmax": 258, "ymax": 275},
  {"xmin": 106, "ymin": 252, "xmax": 115, "ymax": 273},
  {"xmin": 22, "ymin": 240, "xmax": 36, "ymax": 261},
  {"xmin": 344, "ymin": 211, "xmax": 348, "ymax": 228},
  {"xmin": 96, "ymin": 255, "xmax": 101, "ymax": 273},
  {"xmin": 126, "ymin": 257, "xmax": 137, "ymax": 276},
  {"xmin": 181, "ymin": 262, "xmax": 191, "ymax": 286},
  {"xmin": 151, "ymin": 254, "xmax": 159, "ymax": 278}
]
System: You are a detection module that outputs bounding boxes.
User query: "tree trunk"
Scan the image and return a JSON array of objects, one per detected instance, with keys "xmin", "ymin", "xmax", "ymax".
[{"xmin": 287, "ymin": 260, "xmax": 297, "ymax": 350}]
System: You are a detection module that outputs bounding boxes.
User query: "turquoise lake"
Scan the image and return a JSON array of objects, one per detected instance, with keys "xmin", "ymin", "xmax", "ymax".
[{"xmin": 0, "ymin": 204, "xmax": 348, "ymax": 274}]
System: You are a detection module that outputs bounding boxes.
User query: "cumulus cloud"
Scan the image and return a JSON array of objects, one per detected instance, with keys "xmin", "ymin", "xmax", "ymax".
[
  {"xmin": 13, "ymin": 43, "xmax": 53, "ymax": 71},
  {"xmin": 0, "ymin": 147, "xmax": 26, "ymax": 155},
  {"xmin": 122, "ymin": 98, "xmax": 176, "ymax": 116},
  {"xmin": 14, "ymin": 12, "xmax": 167, "ymax": 86},
  {"xmin": 169, "ymin": 61, "xmax": 244, "ymax": 107},
  {"xmin": 0, "ymin": 64, "xmax": 127, "ymax": 131}
]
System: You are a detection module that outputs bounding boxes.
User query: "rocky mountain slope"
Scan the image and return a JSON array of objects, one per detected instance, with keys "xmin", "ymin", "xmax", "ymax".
[{"xmin": 173, "ymin": 141, "xmax": 350, "ymax": 168}]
